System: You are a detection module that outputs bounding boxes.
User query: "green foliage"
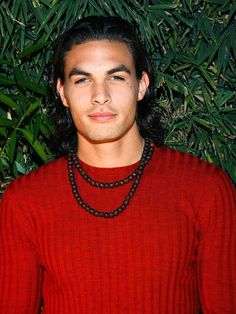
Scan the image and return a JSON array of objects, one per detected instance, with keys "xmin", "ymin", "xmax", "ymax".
[{"xmin": 0, "ymin": 0, "xmax": 236, "ymax": 194}]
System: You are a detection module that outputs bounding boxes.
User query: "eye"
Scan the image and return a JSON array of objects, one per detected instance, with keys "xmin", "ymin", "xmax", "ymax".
[
  {"xmin": 110, "ymin": 75, "xmax": 125, "ymax": 81},
  {"xmin": 75, "ymin": 77, "xmax": 90, "ymax": 85}
]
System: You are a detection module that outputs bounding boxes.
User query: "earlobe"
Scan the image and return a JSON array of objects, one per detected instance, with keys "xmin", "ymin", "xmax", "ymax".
[
  {"xmin": 56, "ymin": 79, "xmax": 69, "ymax": 107},
  {"xmin": 138, "ymin": 72, "xmax": 150, "ymax": 101}
]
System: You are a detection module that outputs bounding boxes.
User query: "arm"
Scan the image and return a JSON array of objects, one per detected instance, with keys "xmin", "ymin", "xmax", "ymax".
[
  {"xmin": 197, "ymin": 169, "xmax": 236, "ymax": 313},
  {"xmin": 0, "ymin": 185, "xmax": 43, "ymax": 313}
]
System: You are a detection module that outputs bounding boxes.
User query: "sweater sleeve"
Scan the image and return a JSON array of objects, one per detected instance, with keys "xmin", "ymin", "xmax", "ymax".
[
  {"xmin": 0, "ymin": 184, "xmax": 43, "ymax": 313},
  {"xmin": 197, "ymin": 169, "xmax": 236, "ymax": 313}
]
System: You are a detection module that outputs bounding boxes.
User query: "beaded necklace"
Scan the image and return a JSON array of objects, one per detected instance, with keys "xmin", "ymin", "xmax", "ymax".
[{"xmin": 67, "ymin": 138, "xmax": 154, "ymax": 218}]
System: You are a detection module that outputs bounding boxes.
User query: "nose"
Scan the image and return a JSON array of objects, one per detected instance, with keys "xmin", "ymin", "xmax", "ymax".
[{"xmin": 91, "ymin": 82, "xmax": 111, "ymax": 106}]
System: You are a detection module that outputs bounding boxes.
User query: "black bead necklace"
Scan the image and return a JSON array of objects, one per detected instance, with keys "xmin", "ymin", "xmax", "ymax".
[
  {"xmin": 67, "ymin": 138, "xmax": 154, "ymax": 218},
  {"xmin": 70, "ymin": 137, "xmax": 152, "ymax": 188}
]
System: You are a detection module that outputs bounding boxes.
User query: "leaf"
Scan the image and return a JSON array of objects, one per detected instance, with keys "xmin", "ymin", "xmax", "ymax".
[
  {"xmin": 17, "ymin": 99, "xmax": 41, "ymax": 126},
  {"xmin": 14, "ymin": 68, "xmax": 47, "ymax": 96},
  {"xmin": 0, "ymin": 75, "xmax": 16, "ymax": 85},
  {"xmin": 215, "ymin": 90, "xmax": 235, "ymax": 107},
  {"xmin": 0, "ymin": 58, "xmax": 13, "ymax": 65},
  {"xmin": 0, "ymin": 117, "xmax": 15, "ymax": 127},
  {"xmin": 0, "ymin": 93, "xmax": 19, "ymax": 111},
  {"xmin": 164, "ymin": 74, "xmax": 189, "ymax": 96},
  {"xmin": 192, "ymin": 117, "xmax": 214, "ymax": 130},
  {"xmin": 7, "ymin": 130, "xmax": 17, "ymax": 163},
  {"xmin": 149, "ymin": 4, "xmax": 178, "ymax": 10},
  {"xmin": 172, "ymin": 12, "xmax": 193, "ymax": 28},
  {"xmin": 199, "ymin": 66, "xmax": 217, "ymax": 91},
  {"xmin": 18, "ymin": 128, "xmax": 48, "ymax": 161},
  {"xmin": 14, "ymin": 161, "xmax": 27, "ymax": 174},
  {"xmin": 30, "ymin": 5, "xmax": 51, "ymax": 34},
  {"xmin": 18, "ymin": 41, "xmax": 49, "ymax": 59},
  {"xmin": 0, "ymin": 158, "xmax": 4, "ymax": 174},
  {"xmin": 37, "ymin": 1, "xmax": 69, "ymax": 34},
  {"xmin": 0, "ymin": 127, "xmax": 8, "ymax": 137},
  {"xmin": 226, "ymin": 2, "xmax": 236, "ymax": 26}
]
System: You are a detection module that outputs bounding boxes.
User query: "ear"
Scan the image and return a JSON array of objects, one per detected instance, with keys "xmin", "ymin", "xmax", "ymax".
[
  {"xmin": 137, "ymin": 72, "xmax": 150, "ymax": 101},
  {"xmin": 56, "ymin": 79, "xmax": 69, "ymax": 107}
]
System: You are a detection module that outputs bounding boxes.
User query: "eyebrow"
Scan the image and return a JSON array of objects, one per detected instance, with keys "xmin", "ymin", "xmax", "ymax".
[
  {"xmin": 68, "ymin": 64, "xmax": 131, "ymax": 78},
  {"xmin": 107, "ymin": 64, "xmax": 131, "ymax": 75},
  {"xmin": 69, "ymin": 68, "xmax": 91, "ymax": 78}
]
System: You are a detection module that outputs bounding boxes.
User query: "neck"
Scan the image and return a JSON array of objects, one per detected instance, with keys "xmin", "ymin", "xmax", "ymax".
[{"xmin": 77, "ymin": 133, "xmax": 144, "ymax": 168}]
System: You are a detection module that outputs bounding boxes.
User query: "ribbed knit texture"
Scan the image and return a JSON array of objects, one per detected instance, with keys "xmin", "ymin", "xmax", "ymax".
[{"xmin": 0, "ymin": 147, "xmax": 235, "ymax": 314}]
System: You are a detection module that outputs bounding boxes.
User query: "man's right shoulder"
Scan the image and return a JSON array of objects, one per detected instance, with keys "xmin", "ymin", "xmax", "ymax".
[{"xmin": 4, "ymin": 156, "xmax": 68, "ymax": 197}]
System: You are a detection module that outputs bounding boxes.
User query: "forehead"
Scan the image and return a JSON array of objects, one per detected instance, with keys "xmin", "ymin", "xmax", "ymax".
[{"xmin": 63, "ymin": 40, "xmax": 135, "ymax": 74}]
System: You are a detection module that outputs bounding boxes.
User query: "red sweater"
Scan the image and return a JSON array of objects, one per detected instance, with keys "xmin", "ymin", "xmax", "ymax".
[{"xmin": 0, "ymin": 147, "xmax": 235, "ymax": 314}]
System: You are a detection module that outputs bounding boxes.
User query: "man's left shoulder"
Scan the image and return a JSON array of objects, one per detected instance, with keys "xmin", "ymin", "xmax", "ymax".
[{"xmin": 153, "ymin": 146, "xmax": 233, "ymax": 187}]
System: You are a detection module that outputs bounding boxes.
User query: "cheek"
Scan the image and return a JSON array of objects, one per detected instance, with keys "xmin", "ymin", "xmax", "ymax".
[
  {"xmin": 65, "ymin": 89, "xmax": 89, "ymax": 110},
  {"xmin": 124, "ymin": 80, "xmax": 136, "ymax": 89},
  {"xmin": 126, "ymin": 82, "xmax": 139, "ymax": 99},
  {"xmin": 113, "ymin": 83, "xmax": 138, "ymax": 99}
]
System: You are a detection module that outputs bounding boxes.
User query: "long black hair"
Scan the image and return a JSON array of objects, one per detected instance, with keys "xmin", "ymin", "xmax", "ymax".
[{"xmin": 48, "ymin": 15, "xmax": 164, "ymax": 155}]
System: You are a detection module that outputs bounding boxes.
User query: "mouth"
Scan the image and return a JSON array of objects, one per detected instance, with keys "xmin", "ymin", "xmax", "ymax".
[{"xmin": 88, "ymin": 112, "xmax": 117, "ymax": 122}]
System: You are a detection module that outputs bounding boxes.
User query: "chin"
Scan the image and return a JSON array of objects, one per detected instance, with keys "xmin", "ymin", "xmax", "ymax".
[
  {"xmin": 84, "ymin": 136, "xmax": 121, "ymax": 145},
  {"xmin": 83, "ymin": 129, "xmax": 127, "ymax": 144}
]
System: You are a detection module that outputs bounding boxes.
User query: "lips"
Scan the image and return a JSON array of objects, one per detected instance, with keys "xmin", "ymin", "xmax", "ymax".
[{"xmin": 88, "ymin": 112, "xmax": 117, "ymax": 122}]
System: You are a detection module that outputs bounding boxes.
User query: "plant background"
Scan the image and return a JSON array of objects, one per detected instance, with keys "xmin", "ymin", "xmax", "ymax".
[{"xmin": 0, "ymin": 0, "xmax": 236, "ymax": 196}]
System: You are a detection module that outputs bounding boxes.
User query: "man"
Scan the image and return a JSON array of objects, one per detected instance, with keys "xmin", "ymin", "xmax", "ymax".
[{"xmin": 0, "ymin": 16, "xmax": 235, "ymax": 314}]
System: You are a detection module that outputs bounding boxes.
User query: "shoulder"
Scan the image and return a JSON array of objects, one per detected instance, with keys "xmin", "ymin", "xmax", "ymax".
[
  {"xmin": 151, "ymin": 146, "xmax": 235, "ymax": 224},
  {"xmin": 151, "ymin": 145, "xmax": 234, "ymax": 192},
  {"xmin": 3, "ymin": 156, "xmax": 68, "ymax": 201}
]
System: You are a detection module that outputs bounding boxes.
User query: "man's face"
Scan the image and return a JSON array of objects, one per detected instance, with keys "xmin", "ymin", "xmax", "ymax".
[{"xmin": 57, "ymin": 40, "xmax": 149, "ymax": 144}]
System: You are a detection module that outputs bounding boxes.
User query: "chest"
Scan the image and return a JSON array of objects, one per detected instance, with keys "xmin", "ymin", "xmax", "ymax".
[{"xmin": 36, "ymin": 185, "xmax": 199, "ymax": 288}]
